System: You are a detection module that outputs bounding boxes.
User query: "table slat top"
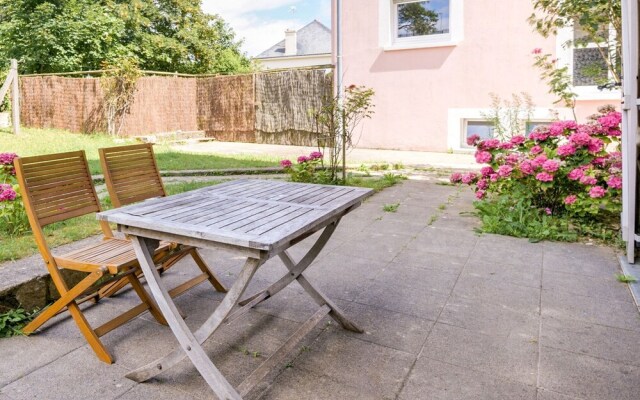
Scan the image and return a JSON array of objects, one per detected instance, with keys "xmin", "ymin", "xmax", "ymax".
[{"xmin": 98, "ymin": 179, "xmax": 373, "ymax": 251}]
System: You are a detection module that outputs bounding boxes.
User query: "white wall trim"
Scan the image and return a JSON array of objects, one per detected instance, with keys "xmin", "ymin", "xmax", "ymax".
[{"xmin": 447, "ymin": 107, "xmax": 573, "ymax": 153}]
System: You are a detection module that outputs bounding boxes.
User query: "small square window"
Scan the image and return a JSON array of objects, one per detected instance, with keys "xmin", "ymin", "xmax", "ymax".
[{"xmin": 463, "ymin": 120, "xmax": 494, "ymax": 147}]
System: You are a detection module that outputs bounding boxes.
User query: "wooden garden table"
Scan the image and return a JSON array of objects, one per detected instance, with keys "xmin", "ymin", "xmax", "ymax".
[{"xmin": 97, "ymin": 179, "xmax": 373, "ymax": 399}]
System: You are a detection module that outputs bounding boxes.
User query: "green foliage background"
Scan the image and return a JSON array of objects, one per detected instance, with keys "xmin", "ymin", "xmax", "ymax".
[{"xmin": 0, "ymin": 0, "xmax": 252, "ymax": 75}]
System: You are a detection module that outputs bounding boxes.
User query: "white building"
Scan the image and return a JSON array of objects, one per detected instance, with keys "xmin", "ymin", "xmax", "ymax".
[{"xmin": 255, "ymin": 20, "xmax": 332, "ymax": 70}]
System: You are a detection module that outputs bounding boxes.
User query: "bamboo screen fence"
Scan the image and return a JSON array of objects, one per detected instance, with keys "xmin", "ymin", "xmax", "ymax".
[{"xmin": 19, "ymin": 69, "xmax": 332, "ymax": 145}]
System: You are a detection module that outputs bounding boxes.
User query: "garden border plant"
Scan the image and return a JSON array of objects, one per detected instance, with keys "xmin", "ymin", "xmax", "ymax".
[
  {"xmin": 0, "ymin": 152, "xmax": 29, "ymax": 236},
  {"xmin": 451, "ymin": 106, "xmax": 622, "ymax": 242}
]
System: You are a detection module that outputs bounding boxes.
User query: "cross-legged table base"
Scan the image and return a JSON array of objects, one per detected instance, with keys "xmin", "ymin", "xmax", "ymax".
[{"xmin": 126, "ymin": 220, "xmax": 362, "ymax": 399}]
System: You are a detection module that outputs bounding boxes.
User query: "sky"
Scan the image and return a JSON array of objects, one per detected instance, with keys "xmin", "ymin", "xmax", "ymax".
[{"xmin": 202, "ymin": 0, "xmax": 332, "ymax": 57}]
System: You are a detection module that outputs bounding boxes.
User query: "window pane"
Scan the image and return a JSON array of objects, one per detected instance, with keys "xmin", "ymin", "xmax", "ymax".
[
  {"xmin": 397, "ymin": 0, "xmax": 449, "ymax": 38},
  {"xmin": 573, "ymin": 47, "xmax": 608, "ymax": 86},
  {"xmin": 465, "ymin": 121, "xmax": 494, "ymax": 144}
]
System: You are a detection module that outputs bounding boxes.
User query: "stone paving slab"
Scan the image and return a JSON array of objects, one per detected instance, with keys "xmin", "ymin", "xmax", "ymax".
[{"xmin": 1, "ymin": 179, "xmax": 638, "ymax": 400}]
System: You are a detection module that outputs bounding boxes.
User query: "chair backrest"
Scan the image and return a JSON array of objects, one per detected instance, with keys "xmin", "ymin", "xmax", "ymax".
[
  {"xmin": 14, "ymin": 150, "xmax": 106, "ymax": 262},
  {"xmin": 15, "ymin": 151, "xmax": 102, "ymax": 227},
  {"xmin": 99, "ymin": 143, "xmax": 166, "ymax": 208}
]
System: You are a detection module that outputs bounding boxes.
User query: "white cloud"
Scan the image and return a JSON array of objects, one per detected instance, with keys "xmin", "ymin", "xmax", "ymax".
[
  {"xmin": 202, "ymin": 0, "xmax": 300, "ymax": 18},
  {"xmin": 202, "ymin": 0, "xmax": 305, "ymax": 56}
]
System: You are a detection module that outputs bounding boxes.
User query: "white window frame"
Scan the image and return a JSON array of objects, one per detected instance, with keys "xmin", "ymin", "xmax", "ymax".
[
  {"xmin": 379, "ymin": 0, "xmax": 463, "ymax": 51},
  {"xmin": 447, "ymin": 107, "xmax": 574, "ymax": 153},
  {"xmin": 556, "ymin": 26, "xmax": 621, "ymax": 101}
]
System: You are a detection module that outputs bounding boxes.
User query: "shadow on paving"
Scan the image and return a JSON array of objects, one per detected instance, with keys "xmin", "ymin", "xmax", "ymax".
[{"xmin": 0, "ymin": 178, "xmax": 637, "ymax": 400}]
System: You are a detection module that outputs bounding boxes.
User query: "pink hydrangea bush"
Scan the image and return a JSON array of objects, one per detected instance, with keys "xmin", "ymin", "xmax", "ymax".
[
  {"xmin": 0, "ymin": 152, "xmax": 29, "ymax": 236},
  {"xmin": 451, "ymin": 108, "xmax": 622, "ymax": 233},
  {"xmin": 280, "ymin": 151, "xmax": 331, "ymax": 184}
]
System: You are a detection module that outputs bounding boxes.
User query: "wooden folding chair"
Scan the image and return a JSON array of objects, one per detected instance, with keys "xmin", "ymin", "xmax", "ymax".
[
  {"xmin": 98, "ymin": 143, "xmax": 227, "ymax": 298},
  {"xmin": 14, "ymin": 151, "xmax": 171, "ymax": 364}
]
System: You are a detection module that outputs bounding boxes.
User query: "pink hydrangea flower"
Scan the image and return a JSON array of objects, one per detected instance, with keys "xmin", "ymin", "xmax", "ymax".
[
  {"xmin": 505, "ymin": 153, "xmax": 519, "ymax": 165},
  {"xmin": 564, "ymin": 195, "xmax": 577, "ymax": 205},
  {"xmin": 450, "ymin": 172, "xmax": 462, "ymax": 183},
  {"xmin": 549, "ymin": 120, "xmax": 578, "ymax": 136},
  {"xmin": 589, "ymin": 186, "xmax": 606, "ymax": 198},
  {"xmin": 0, "ymin": 184, "xmax": 16, "ymax": 202},
  {"xmin": 567, "ymin": 168, "xmax": 584, "ymax": 180},
  {"xmin": 467, "ymin": 134, "xmax": 481, "ymax": 146},
  {"xmin": 591, "ymin": 157, "xmax": 607, "ymax": 167},
  {"xmin": 519, "ymin": 160, "xmax": 534, "ymax": 175},
  {"xmin": 597, "ymin": 112, "xmax": 622, "ymax": 128},
  {"xmin": 607, "ymin": 128, "xmax": 622, "ymax": 137},
  {"xmin": 545, "ymin": 208, "xmax": 552, "ymax": 215},
  {"xmin": 490, "ymin": 174, "xmax": 499, "ymax": 182},
  {"xmin": 510, "ymin": 135, "xmax": 526, "ymax": 145},
  {"xmin": 475, "ymin": 190, "xmax": 486, "ymax": 199},
  {"xmin": 580, "ymin": 175, "xmax": 597, "ymax": 185},
  {"xmin": 0, "ymin": 153, "xmax": 18, "ymax": 165},
  {"xmin": 529, "ymin": 130, "xmax": 549, "ymax": 142},
  {"xmin": 497, "ymin": 165, "xmax": 513, "ymax": 177},
  {"xmin": 477, "ymin": 179, "xmax": 488, "ymax": 190},
  {"xmin": 475, "ymin": 151, "xmax": 492, "ymax": 164},
  {"xmin": 309, "ymin": 151, "xmax": 323, "ymax": 160},
  {"xmin": 587, "ymin": 138, "xmax": 604, "ymax": 154},
  {"xmin": 535, "ymin": 172, "xmax": 553, "ymax": 182},
  {"xmin": 297, "ymin": 155, "xmax": 309, "ymax": 163},
  {"xmin": 607, "ymin": 176, "xmax": 622, "ymax": 189},
  {"xmin": 280, "ymin": 159, "xmax": 292, "ymax": 168},
  {"xmin": 480, "ymin": 139, "xmax": 501, "ymax": 150},
  {"xmin": 461, "ymin": 172, "xmax": 478, "ymax": 185},
  {"xmin": 500, "ymin": 142, "xmax": 515, "ymax": 150},
  {"xmin": 480, "ymin": 166, "xmax": 494, "ymax": 177},
  {"xmin": 530, "ymin": 145, "xmax": 543, "ymax": 155},
  {"xmin": 548, "ymin": 122, "xmax": 565, "ymax": 137},
  {"xmin": 557, "ymin": 144, "xmax": 576, "ymax": 157},
  {"xmin": 531, "ymin": 154, "xmax": 548, "ymax": 168},
  {"xmin": 542, "ymin": 159, "xmax": 560, "ymax": 173},
  {"xmin": 569, "ymin": 132, "xmax": 591, "ymax": 147}
]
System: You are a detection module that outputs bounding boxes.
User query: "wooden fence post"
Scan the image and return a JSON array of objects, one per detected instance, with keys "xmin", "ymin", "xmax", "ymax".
[{"xmin": 10, "ymin": 59, "xmax": 20, "ymax": 135}]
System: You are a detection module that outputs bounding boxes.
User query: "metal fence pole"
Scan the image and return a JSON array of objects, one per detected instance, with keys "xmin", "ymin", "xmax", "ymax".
[{"xmin": 10, "ymin": 59, "xmax": 20, "ymax": 134}]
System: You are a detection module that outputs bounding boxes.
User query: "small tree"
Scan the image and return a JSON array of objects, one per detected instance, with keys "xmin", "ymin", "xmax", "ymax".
[
  {"xmin": 311, "ymin": 85, "xmax": 375, "ymax": 183},
  {"xmin": 101, "ymin": 58, "xmax": 140, "ymax": 136},
  {"xmin": 531, "ymin": 49, "xmax": 578, "ymax": 120}
]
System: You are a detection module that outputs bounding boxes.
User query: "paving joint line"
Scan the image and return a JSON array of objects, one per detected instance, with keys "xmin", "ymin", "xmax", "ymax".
[{"xmin": 393, "ymin": 188, "xmax": 478, "ymax": 399}]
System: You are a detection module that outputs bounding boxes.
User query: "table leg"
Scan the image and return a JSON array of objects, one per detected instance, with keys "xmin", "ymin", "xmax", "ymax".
[
  {"xmin": 238, "ymin": 220, "xmax": 363, "ymax": 333},
  {"xmin": 238, "ymin": 220, "xmax": 338, "ymax": 308},
  {"xmin": 128, "ymin": 235, "xmax": 262, "ymax": 400},
  {"xmin": 279, "ymin": 251, "xmax": 364, "ymax": 333}
]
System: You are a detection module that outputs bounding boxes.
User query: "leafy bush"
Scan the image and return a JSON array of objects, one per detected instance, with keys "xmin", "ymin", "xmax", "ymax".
[
  {"xmin": 280, "ymin": 151, "xmax": 331, "ymax": 184},
  {"xmin": 452, "ymin": 107, "xmax": 622, "ymax": 241},
  {"xmin": 0, "ymin": 308, "xmax": 31, "ymax": 337},
  {"xmin": 0, "ymin": 152, "xmax": 30, "ymax": 236}
]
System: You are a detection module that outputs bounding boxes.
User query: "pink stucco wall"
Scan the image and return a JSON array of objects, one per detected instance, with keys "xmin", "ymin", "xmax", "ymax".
[{"xmin": 335, "ymin": 0, "xmax": 616, "ymax": 152}]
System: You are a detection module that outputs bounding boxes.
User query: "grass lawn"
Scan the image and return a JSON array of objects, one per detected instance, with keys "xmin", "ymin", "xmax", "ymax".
[{"xmin": 0, "ymin": 127, "xmax": 278, "ymax": 175}]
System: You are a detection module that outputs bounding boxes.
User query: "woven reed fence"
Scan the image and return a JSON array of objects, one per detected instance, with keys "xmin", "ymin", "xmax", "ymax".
[
  {"xmin": 19, "ymin": 69, "xmax": 332, "ymax": 145},
  {"xmin": 255, "ymin": 69, "xmax": 333, "ymax": 146}
]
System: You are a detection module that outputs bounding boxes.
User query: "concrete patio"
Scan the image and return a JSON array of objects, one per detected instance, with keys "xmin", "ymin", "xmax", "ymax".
[{"xmin": 0, "ymin": 178, "xmax": 637, "ymax": 400}]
